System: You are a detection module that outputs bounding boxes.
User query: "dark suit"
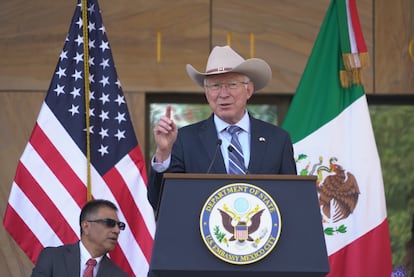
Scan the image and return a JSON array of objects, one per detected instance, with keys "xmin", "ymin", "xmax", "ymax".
[
  {"xmin": 148, "ymin": 114, "xmax": 297, "ymax": 210},
  {"xmin": 31, "ymin": 242, "xmax": 129, "ymax": 277}
]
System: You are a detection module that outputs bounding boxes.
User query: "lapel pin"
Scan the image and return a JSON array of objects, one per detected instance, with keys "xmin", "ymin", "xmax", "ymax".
[{"xmin": 259, "ymin": 137, "xmax": 266, "ymax": 142}]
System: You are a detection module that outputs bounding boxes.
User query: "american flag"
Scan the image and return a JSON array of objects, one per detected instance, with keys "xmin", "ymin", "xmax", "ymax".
[{"xmin": 2, "ymin": 1, "xmax": 155, "ymax": 276}]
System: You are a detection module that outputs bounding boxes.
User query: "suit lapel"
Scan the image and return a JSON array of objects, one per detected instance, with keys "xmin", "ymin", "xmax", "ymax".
[
  {"xmin": 97, "ymin": 255, "xmax": 110, "ymax": 277},
  {"xmin": 64, "ymin": 242, "xmax": 81, "ymax": 277},
  {"xmin": 98, "ymin": 255, "xmax": 120, "ymax": 277},
  {"xmin": 248, "ymin": 117, "xmax": 267, "ymax": 174},
  {"xmin": 198, "ymin": 116, "xmax": 226, "ymax": 173}
]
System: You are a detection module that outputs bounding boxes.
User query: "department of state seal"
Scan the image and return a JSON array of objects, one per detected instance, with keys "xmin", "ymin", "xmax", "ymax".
[{"xmin": 199, "ymin": 183, "xmax": 281, "ymax": 265}]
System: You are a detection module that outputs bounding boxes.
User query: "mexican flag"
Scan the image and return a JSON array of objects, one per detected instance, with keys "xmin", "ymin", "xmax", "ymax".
[{"xmin": 282, "ymin": 0, "xmax": 393, "ymax": 275}]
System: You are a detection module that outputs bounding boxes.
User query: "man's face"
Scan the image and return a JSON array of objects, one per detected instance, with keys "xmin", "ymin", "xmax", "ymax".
[
  {"xmin": 81, "ymin": 206, "xmax": 122, "ymax": 257},
  {"xmin": 204, "ymin": 72, "xmax": 254, "ymax": 124}
]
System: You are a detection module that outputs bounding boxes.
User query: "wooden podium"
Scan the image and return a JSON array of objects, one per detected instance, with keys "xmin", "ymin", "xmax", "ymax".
[{"xmin": 148, "ymin": 174, "xmax": 329, "ymax": 277}]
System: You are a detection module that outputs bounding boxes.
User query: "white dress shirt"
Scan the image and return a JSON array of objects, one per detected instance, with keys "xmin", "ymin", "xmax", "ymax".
[
  {"xmin": 214, "ymin": 112, "xmax": 250, "ymax": 172},
  {"xmin": 79, "ymin": 241, "xmax": 104, "ymax": 277}
]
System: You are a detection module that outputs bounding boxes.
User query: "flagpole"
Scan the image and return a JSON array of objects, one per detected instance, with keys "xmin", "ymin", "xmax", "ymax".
[{"xmin": 82, "ymin": 0, "xmax": 92, "ymax": 201}]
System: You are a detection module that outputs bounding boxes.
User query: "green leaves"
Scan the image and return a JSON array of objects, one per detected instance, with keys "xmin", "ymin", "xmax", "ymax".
[
  {"xmin": 214, "ymin": 225, "xmax": 226, "ymax": 242},
  {"xmin": 324, "ymin": 224, "xmax": 347, "ymax": 235}
]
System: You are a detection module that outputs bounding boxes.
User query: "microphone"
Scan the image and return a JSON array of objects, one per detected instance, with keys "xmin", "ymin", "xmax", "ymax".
[
  {"xmin": 206, "ymin": 139, "xmax": 222, "ymax": 173},
  {"xmin": 228, "ymin": 145, "xmax": 249, "ymax": 174}
]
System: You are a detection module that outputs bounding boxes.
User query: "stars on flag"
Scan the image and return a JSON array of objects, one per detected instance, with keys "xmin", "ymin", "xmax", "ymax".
[{"xmin": 46, "ymin": 2, "xmax": 132, "ymax": 166}]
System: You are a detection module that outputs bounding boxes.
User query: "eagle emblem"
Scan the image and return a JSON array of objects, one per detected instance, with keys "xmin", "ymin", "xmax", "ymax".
[
  {"xmin": 297, "ymin": 154, "xmax": 360, "ymax": 231},
  {"xmin": 218, "ymin": 205, "xmax": 264, "ymax": 242},
  {"xmin": 200, "ymin": 183, "xmax": 281, "ymax": 265},
  {"xmin": 316, "ymin": 157, "xmax": 360, "ymax": 223}
]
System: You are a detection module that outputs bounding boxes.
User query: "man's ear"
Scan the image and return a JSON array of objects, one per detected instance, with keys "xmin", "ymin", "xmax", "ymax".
[
  {"xmin": 81, "ymin": 220, "xmax": 89, "ymax": 235},
  {"xmin": 246, "ymin": 82, "xmax": 254, "ymax": 99}
]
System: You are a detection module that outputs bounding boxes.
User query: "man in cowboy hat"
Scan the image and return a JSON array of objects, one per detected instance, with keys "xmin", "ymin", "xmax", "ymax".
[{"xmin": 147, "ymin": 45, "xmax": 297, "ymax": 210}]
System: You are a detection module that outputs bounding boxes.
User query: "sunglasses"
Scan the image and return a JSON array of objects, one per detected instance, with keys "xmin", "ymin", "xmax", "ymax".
[{"xmin": 87, "ymin": 218, "xmax": 126, "ymax": 230}]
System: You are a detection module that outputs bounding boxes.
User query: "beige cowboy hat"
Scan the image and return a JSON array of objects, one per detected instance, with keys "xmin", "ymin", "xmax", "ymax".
[{"xmin": 186, "ymin": 45, "xmax": 272, "ymax": 91}]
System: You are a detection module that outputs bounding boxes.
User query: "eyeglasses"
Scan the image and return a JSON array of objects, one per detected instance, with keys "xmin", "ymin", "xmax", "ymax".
[
  {"xmin": 87, "ymin": 218, "xmax": 126, "ymax": 230},
  {"xmin": 205, "ymin": 81, "xmax": 249, "ymax": 92}
]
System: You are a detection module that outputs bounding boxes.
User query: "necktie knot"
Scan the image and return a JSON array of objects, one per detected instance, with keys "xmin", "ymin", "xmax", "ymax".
[
  {"xmin": 227, "ymin": 125, "xmax": 241, "ymax": 135},
  {"xmin": 86, "ymin": 258, "xmax": 97, "ymax": 267}
]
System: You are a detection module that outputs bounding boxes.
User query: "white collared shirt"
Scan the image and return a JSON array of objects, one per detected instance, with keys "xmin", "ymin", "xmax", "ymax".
[
  {"xmin": 214, "ymin": 111, "xmax": 250, "ymax": 172},
  {"xmin": 79, "ymin": 241, "xmax": 104, "ymax": 277}
]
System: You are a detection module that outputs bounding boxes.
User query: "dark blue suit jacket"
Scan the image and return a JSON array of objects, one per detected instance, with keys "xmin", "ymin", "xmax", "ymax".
[
  {"xmin": 31, "ymin": 242, "xmax": 128, "ymax": 277},
  {"xmin": 148, "ymin": 114, "xmax": 297, "ymax": 210}
]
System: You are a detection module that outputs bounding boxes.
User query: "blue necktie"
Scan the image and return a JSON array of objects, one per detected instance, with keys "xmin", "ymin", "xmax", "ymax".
[{"xmin": 227, "ymin": 125, "xmax": 247, "ymax": 174}]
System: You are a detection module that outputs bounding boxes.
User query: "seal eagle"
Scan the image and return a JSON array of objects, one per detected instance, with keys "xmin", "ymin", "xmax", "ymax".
[{"xmin": 218, "ymin": 208, "xmax": 264, "ymax": 242}]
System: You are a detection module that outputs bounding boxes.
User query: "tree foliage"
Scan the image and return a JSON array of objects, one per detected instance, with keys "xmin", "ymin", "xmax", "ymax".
[{"xmin": 370, "ymin": 105, "xmax": 414, "ymax": 266}]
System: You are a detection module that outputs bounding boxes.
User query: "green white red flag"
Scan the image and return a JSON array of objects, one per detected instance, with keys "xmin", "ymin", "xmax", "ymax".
[{"xmin": 282, "ymin": 0, "xmax": 393, "ymax": 275}]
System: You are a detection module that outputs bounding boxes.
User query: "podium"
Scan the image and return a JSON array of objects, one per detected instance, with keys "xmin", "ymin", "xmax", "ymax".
[{"xmin": 148, "ymin": 174, "xmax": 329, "ymax": 277}]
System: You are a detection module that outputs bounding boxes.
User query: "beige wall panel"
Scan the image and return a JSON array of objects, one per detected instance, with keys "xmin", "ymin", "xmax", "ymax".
[
  {"xmin": 211, "ymin": 0, "xmax": 374, "ymax": 93},
  {"xmin": 100, "ymin": 0, "xmax": 210, "ymax": 92},
  {"xmin": 0, "ymin": 0, "xmax": 379, "ymax": 95},
  {"xmin": 375, "ymin": 0, "xmax": 414, "ymax": 93},
  {"xmin": 0, "ymin": 1, "xmax": 73, "ymax": 91},
  {"xmin": 0, "ymin": 0, "xmax": 210, "ymax": 93}
]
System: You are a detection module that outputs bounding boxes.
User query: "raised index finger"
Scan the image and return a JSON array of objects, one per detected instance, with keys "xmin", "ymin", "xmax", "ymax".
[{"xmin": 165, "ymin": 105, "xmax": 172, "ymax": 119}]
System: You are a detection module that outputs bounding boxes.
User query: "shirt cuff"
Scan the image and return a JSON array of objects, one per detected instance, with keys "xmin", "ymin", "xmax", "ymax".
[{"xmin": 151, "ymin": 155, "xmax": 171, "ymax": 173}]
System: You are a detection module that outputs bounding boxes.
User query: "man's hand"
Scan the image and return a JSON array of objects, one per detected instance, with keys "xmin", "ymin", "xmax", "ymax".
[{"xmin": 153, "ymin": 105, "xmax": 178, "ymax": 163}]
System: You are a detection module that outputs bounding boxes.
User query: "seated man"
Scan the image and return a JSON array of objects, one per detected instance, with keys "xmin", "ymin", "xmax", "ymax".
[{"xmin": 31, "ymin": 199, "xmax": 128, "ymax": 277}]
